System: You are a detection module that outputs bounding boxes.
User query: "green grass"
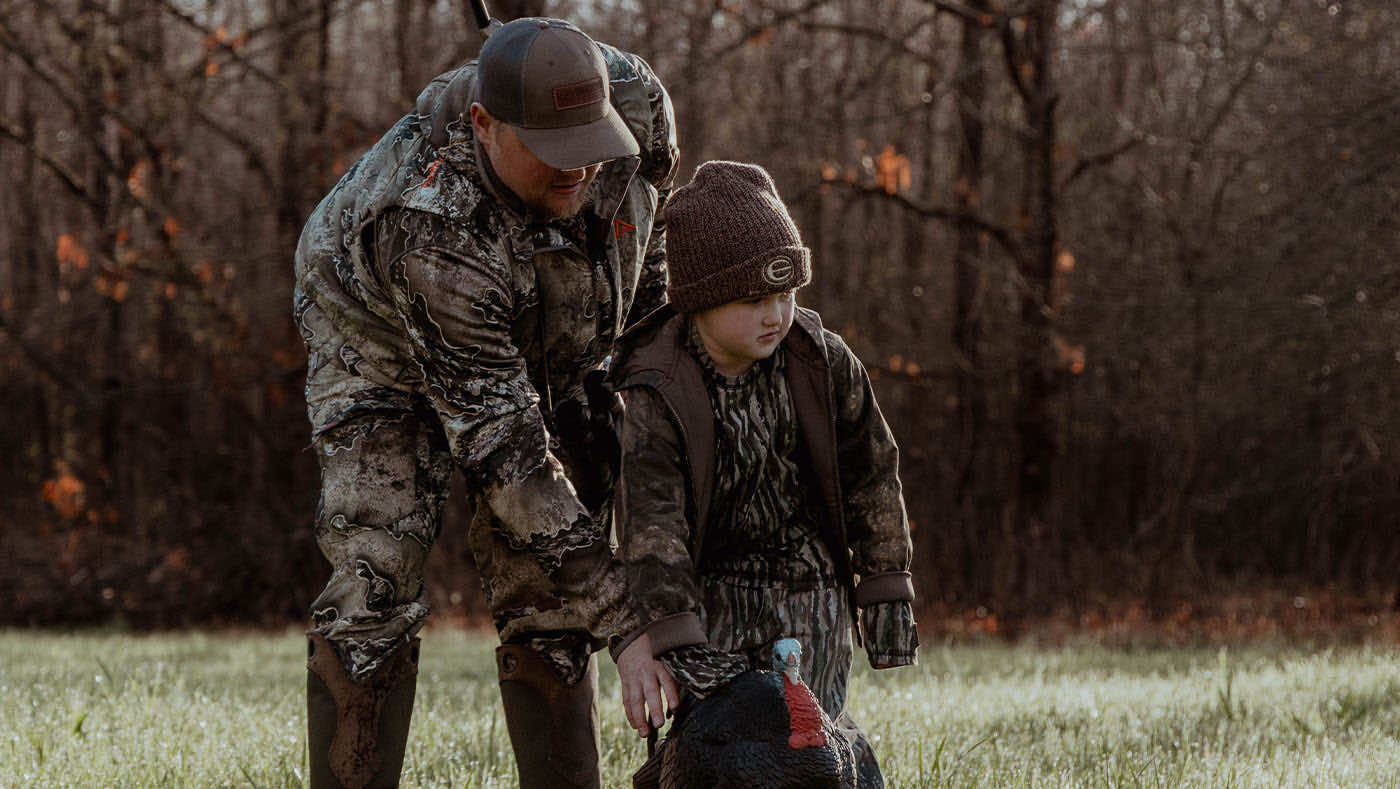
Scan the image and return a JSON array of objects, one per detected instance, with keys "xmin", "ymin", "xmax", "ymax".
[{"xmin": 3, "ymin": 630, "xmax": 1400, "ymax": 787}]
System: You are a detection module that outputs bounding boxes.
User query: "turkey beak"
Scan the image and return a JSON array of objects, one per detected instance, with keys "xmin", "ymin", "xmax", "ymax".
[{"xmin": 783, "ymin": 666, "xmax": 800, "ymax": 684}]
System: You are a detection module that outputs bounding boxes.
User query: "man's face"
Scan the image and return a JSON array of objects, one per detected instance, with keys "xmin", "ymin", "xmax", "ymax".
[
  {"xmin": 471, "ymin": 103, "xmax": 601, "ymax": 219},
  {"xmin": 692, "ymin": 290, "xmax": 796, "ymax": 376}
]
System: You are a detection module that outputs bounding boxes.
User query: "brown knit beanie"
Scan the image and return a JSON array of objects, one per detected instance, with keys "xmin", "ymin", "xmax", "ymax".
[{"xmin": 664, "ymin": 161, "xmax": 812, "ymax": 314}]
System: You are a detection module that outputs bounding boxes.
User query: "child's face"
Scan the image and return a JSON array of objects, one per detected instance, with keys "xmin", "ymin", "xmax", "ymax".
[{"xmin": 692, "ymin": 290, "xmax": 796, "ymax": 376}]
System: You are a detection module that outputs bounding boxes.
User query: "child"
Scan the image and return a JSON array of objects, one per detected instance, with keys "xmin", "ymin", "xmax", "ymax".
[{"xmin": 611, "ymin": 161, "xmax": 919, "ymax": 786}]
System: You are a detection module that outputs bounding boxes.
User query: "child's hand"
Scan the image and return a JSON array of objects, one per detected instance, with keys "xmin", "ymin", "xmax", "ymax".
[{"xmin": 616, "ymin": 633, "xmax": 681, "ymax": 737}]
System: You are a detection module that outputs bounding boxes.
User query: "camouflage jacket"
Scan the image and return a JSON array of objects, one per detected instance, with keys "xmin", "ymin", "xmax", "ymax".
[
  {"xmin": 609, "ymin": 305, "xmax": 916, "ymax": 655},
  {"xmin": 294, "ymin": 45, "xmax": 675, "ymax": 531}
]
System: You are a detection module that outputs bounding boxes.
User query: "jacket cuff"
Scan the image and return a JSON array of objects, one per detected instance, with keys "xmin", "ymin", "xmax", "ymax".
[
  {"xmin": 854, "ymin": 571, "xmax": 915, "ymax": 606},
  {"xmin": 642, "ymin": 612, "xmax": 708, "ymax": 656},
  {"xmin": 608, "ymin": 611, "xmax": 710, "ymax": 662},
  {"xmin": 867, "ymin": 651, "xmax": 918, "ymax": 669},
  {"xmin": 608, "ymin": 626, "xmax": 646, "ymax": 663}
]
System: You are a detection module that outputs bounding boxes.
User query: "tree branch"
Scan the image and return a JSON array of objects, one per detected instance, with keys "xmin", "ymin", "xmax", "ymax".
[
  {"xmin": 1192, "ymin": 7, "xmax": 1282, "ymax": 153},
  {"xmin": 998, "ymin": 15, "xmax": 1035, "ymax": 106},
  {"xmin": 0, "ymin": 115, "xmax": 103, "ymax": 218},
  {"xmin": 142, "ymin": 0, "xmax": 283, "ymax": 88},
  {"xmin": 922, "ymin": 1, "xmax": 986, "ymax": 24},
  {"xmin": 697, "ymin": 0, "xmax": 835, "ymax": 69},
  {"xmin": 820, "ymin": 178, "xmax": 1025, "ymax": 265},
  {"xmin": 0, "ymin": 310, "xmax": 94, "ymax": 403},
  {"xmin": 1060, "ymin": 134, "xmax": 1143, "ymax": 190},
  {"xmin": 796, "ymin": 18, "xmax": 941, "ymax": 63}
]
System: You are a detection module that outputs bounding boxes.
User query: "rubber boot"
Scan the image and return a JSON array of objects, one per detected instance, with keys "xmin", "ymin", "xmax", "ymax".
[
  {"xmin": 497, "ymin": 643, "xmax": 602, "ymax": 789},
  {"xmin": 307, "ymin": 632, "xmax": 420, "ymax": 789}
]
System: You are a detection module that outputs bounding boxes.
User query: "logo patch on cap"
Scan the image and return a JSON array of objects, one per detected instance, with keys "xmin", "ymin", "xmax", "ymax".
[
  {"xmin": 553, "ymin": 77, "xmax": 605, "ymax": 111},
  {"xmin": 762, "ymin": 256, "xmax": 795, "ymax": 286}
]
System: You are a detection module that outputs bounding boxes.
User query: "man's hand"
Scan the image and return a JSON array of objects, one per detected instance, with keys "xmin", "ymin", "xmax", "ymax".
[{"xmin": 616, "ymin": 633, "xmax": 680, "ymax": 737}]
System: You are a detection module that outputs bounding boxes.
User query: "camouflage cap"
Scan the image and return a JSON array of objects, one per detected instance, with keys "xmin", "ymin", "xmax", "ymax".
[{"xmin": 477, "ymin": 18, "xmax": 640, "ymax": 170}]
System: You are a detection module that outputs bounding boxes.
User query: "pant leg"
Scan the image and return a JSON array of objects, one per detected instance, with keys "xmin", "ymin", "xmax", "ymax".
[
  {"xmin": 464, "ymin": 447, "xmax": 640, "ymax": 677},
  {"xmin": 781, "ymin": 586, "xmax": 884, "ymax": 788},
  {"xmin": 467, "ymin": 466, "xmax": 610, "ymax": 788},
  {"xmin": 309, "ymin": 404, "xmax": 452, "ymax": 678},
  {"xmin": 834, "ymin": 709, "xmax": 885, "ymax": 789},
  {"xmin": 700, "ymin": 578, "xmax": 852, "ymax": 717}
]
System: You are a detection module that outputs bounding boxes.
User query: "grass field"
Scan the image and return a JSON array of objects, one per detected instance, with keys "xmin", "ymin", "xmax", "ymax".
[{"xmin": 2, "ymin": 629, "xmax": 1399, "ymax": 787}]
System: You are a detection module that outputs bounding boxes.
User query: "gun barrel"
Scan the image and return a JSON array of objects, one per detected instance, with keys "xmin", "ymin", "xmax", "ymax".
[{"xmin": 470, "ymin": 0, "xmax": 491, "ymax": 30}]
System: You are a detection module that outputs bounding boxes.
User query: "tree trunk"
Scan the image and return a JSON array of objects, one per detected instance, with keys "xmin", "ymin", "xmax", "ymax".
[
  {"xmin": 952, "ymin": 2, "xmax": 990, "ymax": 599},
  {"xmin": 1011, "ymin": 0, "xmax": 1062, "ymax": 610}
]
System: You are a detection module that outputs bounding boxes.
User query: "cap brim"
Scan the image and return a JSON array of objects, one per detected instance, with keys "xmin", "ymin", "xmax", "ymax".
[{"xmin": 514, "ymin": 106, "xmax": 640, "ymax": 171}]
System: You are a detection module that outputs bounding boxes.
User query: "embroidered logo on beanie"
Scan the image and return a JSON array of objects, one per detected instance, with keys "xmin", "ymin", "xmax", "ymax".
[{"xmin": 762, "ymin": 256, "xmax": 795, "ymax": 287}]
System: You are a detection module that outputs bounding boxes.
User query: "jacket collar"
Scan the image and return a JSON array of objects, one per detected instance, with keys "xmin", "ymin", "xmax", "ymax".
[
  {"xmin": 611, "ymin": 303, "xmax": 828, "ymax": 389},
  {"xmin": 473, "ymin": 134, "xmax": 533, "ymax": 220}
]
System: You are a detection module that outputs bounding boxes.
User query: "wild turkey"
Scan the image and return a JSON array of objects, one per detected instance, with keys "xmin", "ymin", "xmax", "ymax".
[{"xmin": 634, "ymin": 639, "xmax": 863, "ymax": 789}]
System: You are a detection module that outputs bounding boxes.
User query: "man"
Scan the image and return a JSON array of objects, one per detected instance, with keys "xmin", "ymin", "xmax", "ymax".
[{"xmin": 293, "ymin": 17, "xmax": 677, "ymax": 788}]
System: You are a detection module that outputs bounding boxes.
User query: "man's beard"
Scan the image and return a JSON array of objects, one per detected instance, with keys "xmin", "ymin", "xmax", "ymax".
[{"xmin": 528, "ymin": 178, "xmax": 595, "ymax": 220}]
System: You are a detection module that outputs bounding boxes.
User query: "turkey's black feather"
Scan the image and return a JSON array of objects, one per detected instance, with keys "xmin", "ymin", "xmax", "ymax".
[{"xmin": 649, "ymin": 670, "xmax": 858, "ymax": 789}]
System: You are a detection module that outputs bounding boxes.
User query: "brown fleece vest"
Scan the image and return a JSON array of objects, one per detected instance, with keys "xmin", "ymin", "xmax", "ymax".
[{"xmin": 611, "ymin": 306, "xmax": 854, "ymax": 594}]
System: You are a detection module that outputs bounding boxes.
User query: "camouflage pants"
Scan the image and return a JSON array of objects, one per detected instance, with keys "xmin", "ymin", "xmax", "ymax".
[
  {"xmin": 309, "ymin": 400, "xmax": 447, "ymax": 678},
  {"xmin": 700, "ymin": 576, "xmax": 884, "ymax": 784},
  {"xmin": 308, "ymin": 403, "xmax": 618, "ymax": 682}
]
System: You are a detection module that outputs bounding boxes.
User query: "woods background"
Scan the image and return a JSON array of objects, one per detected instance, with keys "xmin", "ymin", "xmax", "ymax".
[{"xmin": 2, "ymin": 0, "xmax": 1397, "ymax": 631}]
